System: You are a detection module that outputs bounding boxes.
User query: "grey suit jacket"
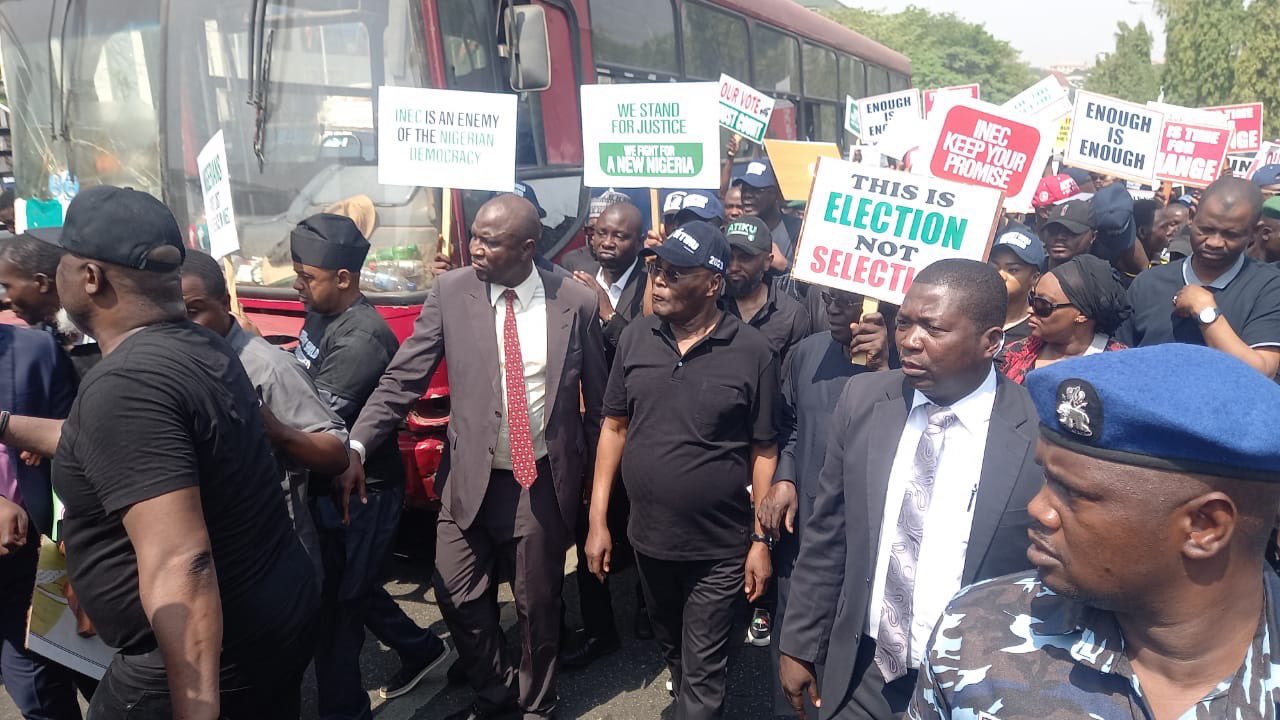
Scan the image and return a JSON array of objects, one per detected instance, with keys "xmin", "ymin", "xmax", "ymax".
[
  {"xmin": 777, "ymin": 369, "xmax": 1041, "ymax": 719},
  {"xmin": 350, "ymin": 265, "xmax": 608, "ymax": 534}
]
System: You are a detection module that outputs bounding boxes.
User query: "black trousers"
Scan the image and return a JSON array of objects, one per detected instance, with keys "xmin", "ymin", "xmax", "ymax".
[
  {"xmin": 635, "ymin": 551, "xmax": 745, "ymax": 720},
  {"xmin": 572, "ymin": 480, "xmax": 639, "ymax": 640},
  {"xmin": 433, "ymin": 462, "xmax": 569, "ymax": 720}
]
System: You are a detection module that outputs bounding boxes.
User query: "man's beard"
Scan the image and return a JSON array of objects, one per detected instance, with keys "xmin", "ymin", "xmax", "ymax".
[{"xmin": 727, "ymin": 274, "xmax": 761, "ymax": 298}]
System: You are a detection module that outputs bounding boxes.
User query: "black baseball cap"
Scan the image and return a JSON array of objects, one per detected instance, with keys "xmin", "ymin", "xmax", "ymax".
[
  {"xmin": 1043, "ymin": 198, "xmax": 1096, "ymax": 234},
  {"xmin": 641, "ymin": 220, "xmax": 728, "ymax": 275},
  {"xmin": 725, "ymin": 215, "xmax": 772, "ymax": 256},
  {"xmin": 29, "ymin": 185, "xmax": 186, "ymax": 272}
]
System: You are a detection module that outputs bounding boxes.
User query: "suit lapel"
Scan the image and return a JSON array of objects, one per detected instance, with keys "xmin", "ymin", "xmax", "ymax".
[
  {"xmin": 864, "ymin": 379, "xmax": 912, "ymax": 563},
  {"xmin": 615, "ymin": 261, "xmax": 645, "ymax": 321},
  {"xmin": 962, "ymin": 377, "xmax": 1032, "ymax": 584},
  {"xmin": 464, "ymin": 273, "xmax": 502, "ymax": 401},
  {"xmin": 540, "ymin": 268, "xmax": 574, "ymax": 415}
]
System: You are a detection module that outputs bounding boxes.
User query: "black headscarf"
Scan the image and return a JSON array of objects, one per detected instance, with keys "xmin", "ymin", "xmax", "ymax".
[{"xmin": 1050, "ymin": 255, "xmax": 1131, "ymax": 336}]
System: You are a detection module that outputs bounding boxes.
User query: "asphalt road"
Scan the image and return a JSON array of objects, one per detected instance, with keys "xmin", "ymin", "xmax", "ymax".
[{"xmin": 1, "ymin": 545, "xmax": 780, "ymax": 719}]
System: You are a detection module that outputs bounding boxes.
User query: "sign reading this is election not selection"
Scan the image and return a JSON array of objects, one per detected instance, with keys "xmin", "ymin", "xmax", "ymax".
[
  {"xmin": 719, "ymin": 74, "xmax": 775, "ymax": 144},
  {"xmin": 792, "ymin": 157, "xmax": 1003, "ymax": 306},
  {"xmin": 377, "ymin": 86, "xmax": 517, "ymax": 191},
  {"xmin": 582, "ymin": 82, "xmax": 721, "ymax": 189}
]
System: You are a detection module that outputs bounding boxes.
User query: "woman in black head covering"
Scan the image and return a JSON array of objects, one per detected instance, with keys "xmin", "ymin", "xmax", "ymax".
[{"xmin": 999, "ymin": 254, "xmax": 1131, "ymax": 384}]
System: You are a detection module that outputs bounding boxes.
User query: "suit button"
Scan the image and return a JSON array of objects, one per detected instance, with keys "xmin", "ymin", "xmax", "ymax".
[
  {"xmin": 488, "ymin": 447, "xmax": 495, "ymax": 454},
  {"xmin": 866, "ymin": 578, "xmax": 871, "ymax": 584},
  {"xmin": 495, "ymin": 410, "xmax": 501, "ymax": 417}
]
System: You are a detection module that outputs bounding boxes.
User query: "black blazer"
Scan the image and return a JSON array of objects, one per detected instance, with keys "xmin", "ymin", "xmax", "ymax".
[{"xmin": 778, "ymin": 369, "xmax": 1042, "ymax": 718}]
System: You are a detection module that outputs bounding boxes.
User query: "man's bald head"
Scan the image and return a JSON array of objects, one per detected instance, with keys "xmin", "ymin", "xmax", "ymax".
[
  {"xmin": 481, "ymin": 194, "xmax": 544, "ymax": 244},
  {"xmin": 470, "ymin": 194, "xmax": 541, "ymax": 286},
  {"xmin": 1201, "ymin": 176, "xmax": 1265, "ymax": 225},
  {"xmin": 598, "ymin": 201, "xmax": 642, "ymax": 234}
]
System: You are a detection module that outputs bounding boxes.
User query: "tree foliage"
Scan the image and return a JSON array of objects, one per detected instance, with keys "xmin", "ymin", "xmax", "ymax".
[
  {"xmin": 1085, "ymin": 22, "xmax": 1161, "ymax": 103},
  {"xmin": 1233, "ymin": 0, "xmax": 1280, "ymax": 138},
  {"xmin": 1157, "ymin": 0, "xmax": 1245, "ymax": 107},
  {"xmin": 822, "ymin": 6, "xmax": 1036, "ymax": 103}
]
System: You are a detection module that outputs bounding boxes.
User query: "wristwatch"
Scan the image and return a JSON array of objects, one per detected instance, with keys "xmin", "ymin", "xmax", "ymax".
[
  {"xmin": 750, "ymin": 532, "xmax": 775, "ymax": 551},
  {"xmin": 1198, "ymin": 305, "xmax": 1222, "ymax": 326}
]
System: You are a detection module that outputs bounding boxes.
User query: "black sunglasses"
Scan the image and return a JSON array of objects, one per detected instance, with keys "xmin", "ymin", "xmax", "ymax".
[
  {"xmin": 646, "ymin": 261, "xmax": 696, "ymax": 285},
  {"xmin": 1028, "ymin": 291, "xmax": 1074, "ymax": 318},
  {"xmin": 820, "ymin": 290, "xmax": 858, "ymax": 309}
]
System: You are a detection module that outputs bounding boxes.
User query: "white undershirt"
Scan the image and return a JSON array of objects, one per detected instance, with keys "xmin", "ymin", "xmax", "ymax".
[{"xmin": 594, "ymin": 258, "xmax": 638, "ymax": 309}]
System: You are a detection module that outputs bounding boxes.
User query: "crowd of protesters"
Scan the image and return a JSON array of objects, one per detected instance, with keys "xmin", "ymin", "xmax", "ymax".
[{"xmin": 1, "ymin": 119, "xmax": 1280, "ymax": 720}]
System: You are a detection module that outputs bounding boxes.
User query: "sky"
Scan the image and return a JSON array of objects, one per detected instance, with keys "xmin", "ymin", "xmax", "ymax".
[{"xmin": 839, "ymin": 0, "xmax": 1167, "ymax": 69}]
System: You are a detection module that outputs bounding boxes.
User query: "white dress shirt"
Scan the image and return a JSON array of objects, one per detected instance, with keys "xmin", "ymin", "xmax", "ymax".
[
  {"xmin": 488, "ymin": 266, "xmax": 549, "ymax": 469},
  {"xmin": 868, "ymin": 367, "xmax": 998, "ymax": 668},
  {"xmin": 595, "ymin": 258, "xmax": 638, "ymax": 310}
]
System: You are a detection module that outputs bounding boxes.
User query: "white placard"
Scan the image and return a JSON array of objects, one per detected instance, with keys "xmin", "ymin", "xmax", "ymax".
[
  {"xmin": 855, "ymin": 89, "xmax": 922, "ymax": 145},
  {"xmin": 197, "ymin": 130, "xmax": 240, "ymax": 260},
  {"xmin": 581, "ymin": 82, "xmax": 721, "ymax": 189},
  {"xmin": 1064, "ymin": 91, "xmax": 1164, "ymax": 184},
  {"xmin": 845, "ymin": 95, "xmax": 861, "ymax": 138},
  {"xmin": 377, "ymin": 86, "xmax": 517, "ymax": 191},
  {"xmin": 1002, "ymin": 76, "xmax": 1073, "ymax": 123},
  {"xmin": 718, "ymin": 74, "xmax": 775, "ymax": 144}
]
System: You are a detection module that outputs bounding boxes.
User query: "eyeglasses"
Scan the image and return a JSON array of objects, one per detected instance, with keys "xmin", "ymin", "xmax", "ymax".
[
  {"xmin": 1028, "ymin": 291, "xmax": 1074, "ymax": 318},
  {"xmin": 646, "ymin": 261, "xmax": 694, "ymax": 285},
  {"xmin": 820, "ymin": 290, "xmax": 858, "ymax": 309}
]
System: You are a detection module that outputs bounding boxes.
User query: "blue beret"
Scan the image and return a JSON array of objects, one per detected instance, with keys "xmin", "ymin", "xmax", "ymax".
[{"xmin": 1026, "ymin": 345, "xmax": 1280, "ymax": 481}]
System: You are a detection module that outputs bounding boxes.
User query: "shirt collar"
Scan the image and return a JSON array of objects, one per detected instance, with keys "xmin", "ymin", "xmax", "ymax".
[
  {"xmin": 1182, "ymin": 253, "xmax": 1246, "ymax": 289},
  {"xmin": 596, "ymin": 258, "xmax": 639, "ymax": 293},
  {"xmin": 489, "ymin": 264, "xmax": 541, "ymax": 309},
  {"xmin": 224, "ymin": 320, "xmax": 251, "ymax": 354},
  {"xmin": 908, "ymin": 366, "xmax": 998, "ymax": 433},
  {"xmin": 656, "ymin": 309, "xmax": 737, "ymax": 345}
]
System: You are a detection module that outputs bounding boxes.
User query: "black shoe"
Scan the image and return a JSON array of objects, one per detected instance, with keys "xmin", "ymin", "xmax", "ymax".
[
  {"xmin": 561, "ymin": 633, "xmax": 621, "ymax": 669},
  {"xmin": 634, "ymin": 608, "xmax": 654, "ymax": 640},
  {"xmin": 447, "ymin": 657, "xmax": 468, "ymax": 686},
  {"xmin": 379, "ymin": 639, "xmax": 453, "ymax": 699},
  {"xmin": 442, "ymin": 702, "xmax": 519, "ymax": 720}
]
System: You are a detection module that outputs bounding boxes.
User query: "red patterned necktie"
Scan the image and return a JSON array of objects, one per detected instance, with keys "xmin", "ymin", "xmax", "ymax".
[{"xmin": 502, "ymin": 289, "xmax": 538, "ymax": 489}]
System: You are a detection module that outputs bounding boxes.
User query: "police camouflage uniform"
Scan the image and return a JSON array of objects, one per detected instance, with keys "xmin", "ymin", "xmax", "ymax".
[{"xmin": 909, "ymin": 344, "xmax": 1280, "ymax": 719}]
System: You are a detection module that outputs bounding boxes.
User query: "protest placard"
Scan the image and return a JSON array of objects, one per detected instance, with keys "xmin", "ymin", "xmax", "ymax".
[
  {"xmin": 919, "ymin": 97, "xmax": 1051, "ymax": 213},
  {"xmin": 855, "ymin": 88, "xmax": 922, "ymax": 145},
  {"xmin": 845, "ymin": 95, "xmax": 861, "ymax": 138},
  {"xmin": 719, "ymin": 74, "xmax": 774, "ymax": 145},
  {"xmin": 1154, "ymin": 116, "xmax": 1232, "ymax": 188},
  {"xmin": 582, "ymin": 82, "xmax": 721, "ymax": 189},
  {"xmin": 1065, "ymin": 91, "xmax": 1163, "ymax": 184},
  {"xmin": 377, "ymin": 86, "xmax": 517, "ymax": 191},
  {"xmin": 1054, "ymin": 116, "xmax": 1072, "ymax": 156},
  {"xmin": 1002, "ymin": 76, "xmax": 1073, "ymax": 122},
  {"xmin": 1228, "ymin": 154, "xmax": 1255, "ymax": 178},
  {"xmin": 197, "ymin": 131, "xmax": 239, "ymax": 260},
  {"xmin": 1246, "ymin": 142, "xmax": 1280, "ymax": 180},
  {"xmin": 763, "ymin": 140, "xmax": 843, "ymax": 201},
  {"xmin": 28, "ymin": 540, "xmax": 115, "ymax": 680},
  {"xmin": 1203, "ymin": 102, "xmax": 1265, "ymax": 154},
  {"xmin": 791, "ymin": 156, "xmax": 1003, "ymax": 306},
  {"xmin": 922, "ymin": 83, "xmax": 980, "ymax": 116}
]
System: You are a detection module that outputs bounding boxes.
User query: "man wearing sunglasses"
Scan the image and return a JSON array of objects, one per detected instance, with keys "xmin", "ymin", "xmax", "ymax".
[
  {"xmin": 586, "ymin": 220, "xmax": 779, "ymax": 719},
  {"xmin": 1118, "ymin": 177, "xmax": 1280, "ymax": 378}
]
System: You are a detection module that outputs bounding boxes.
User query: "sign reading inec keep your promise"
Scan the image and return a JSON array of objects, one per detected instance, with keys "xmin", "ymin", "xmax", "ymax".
[
  {"xmin": 582, "ymin": 82, "xmax": 721, "ymax": 189},
  {"xmin": 377, "ymin": 86, "xmax": 517, "ymax": 191},
  {"xmin": 791, "ymin": 157, "xmax": 1003, "ymax": 306},
  {"xmin": 1065, "ymin": 91, "xmax": 1164, "ymax": 184}
]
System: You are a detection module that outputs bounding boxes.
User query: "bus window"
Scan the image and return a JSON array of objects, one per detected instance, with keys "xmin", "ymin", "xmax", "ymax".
[
  {"xmin": 753, "ymin": 24, "xmax": 799, "ymax": 95},
  {"xmin": 801, "ymin": 102, "xmax": 837, "ymax": 143},
  {"xmin": 839, "ymin": 54, "xmax": 867, "ymax": 100},
  {"xmin": 889, "ymin": 72, "xmax": 910, "ymax": 91},
  {"xmin": 802, "ymin": 43, "xmax": 836, "ymax": 101},
  {"xmin": 439, "ymin": 0, "xmax": 501, "ymax": 92},
  {"xmin": 682, "ymin": 2, "xmax": 748, "ymax": 81},
  {"xmin": 868, "ymin": 65, "xmax": 890, "ymax": 96},
  {"xmin": 588, "ymin": 0, "xmax": 678, "ymax": 77}
]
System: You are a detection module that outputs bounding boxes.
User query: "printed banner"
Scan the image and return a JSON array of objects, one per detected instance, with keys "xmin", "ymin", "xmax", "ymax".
[
  {"xmin": 1228, "ymin": 154, "xmax": 1255, "ymax": 178},
  {"xmin": 1064, "ymin": 91, "xmax": 1164, "ymax": 184},
  {"xmin": 1002, "ymin": 76, "xmax": 1073, "ymax": 123},
  {"xmin": 718, "ymin": 74, "xmax": 775, "ymax": 145},
  {"xmin": 581, "ymin": 82, "xmax": 721, "ymax": 189},
  {"xmin": 1155, "ymin": 118, "xmax": 1232, "ymax": 188},
  {"xmin": 791, "ymin": 156, "xmax": 1003, "ymax": 305},
  {"xmin": 922, "ymin": 83, "xmax": 981, "ymax": 116},
  {"xmin": 762, "ymin": 140, "xmax": 842, "ymax": 201},
  {"xmin": 197, "ymin": 131, "xmax": 240, "ymax": 259},
  {"xmin": 27, "ymin": 540, "xmax": 115, "ymax": 680},
  {"xmin": 855, "ymin": 89, "xmax": 922, "ymax": 145},
  {"xmin": 1246, "ymin": 142, "xmax": 1280, "ymax": 181},
  {"xmin": 1202, "ymin": 102, "xmax": 1265, "ymax": 154},
  {"xmin": 377, "ymin": 86, "xmax": 518, "ymax": 191},
  {"xmin": 1053, "ymin": 116, "xmax": 1073, "ymax": 156},
  {"xmin": 919, "ymin": 98, "xmax": 1052, "ymax": 213},
  {"xmin": 845, "ymin": 95, "xmax": 861, "ymax": 138}
]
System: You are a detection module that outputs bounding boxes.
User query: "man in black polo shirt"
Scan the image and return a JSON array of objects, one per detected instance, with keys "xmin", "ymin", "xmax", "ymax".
[
  {"xmin": 1117, "ymin": 177, "xmax": 1280, "ymax": 378},
  {"xmin": 725, "ymin": 215, "xmax": 811, "ymax": 371},
  {"xmin": 585, "ymin": 221, "xmax": 779, "ymax": 719}
]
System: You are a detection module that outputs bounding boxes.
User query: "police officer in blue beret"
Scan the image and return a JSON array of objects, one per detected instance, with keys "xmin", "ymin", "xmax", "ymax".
[{"xmin": 909, "ymin": 344, "xmax": 1280, "ymax": 719}]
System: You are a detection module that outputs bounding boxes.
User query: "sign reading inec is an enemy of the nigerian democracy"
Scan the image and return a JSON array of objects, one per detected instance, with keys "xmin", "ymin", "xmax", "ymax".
[
  {"xmin": 377, "ymin": 86, "xmax": 518, "ymax": 191},
  {"xmin": 791, "ymin": 157, "xmax": 1003, "ymax": 306},
  {"xmin": 719, "ymin": 74, "xmax": 775, "ymax": 145},
  {"xmin": 1064, "ymin": 91, "xmax": 1164, "ymax": 184},
  {"xmin": 196, "ymin": 130, "xmax": 239, "ymax": 260},
  {"xmin": 582, "ymin": 82, "xmax": 721, "ymax": 189}
]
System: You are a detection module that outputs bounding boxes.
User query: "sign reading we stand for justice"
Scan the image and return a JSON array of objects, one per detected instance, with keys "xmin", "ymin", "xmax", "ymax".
[
  {"xmin": 791, "ymin": 157, "xmax": 1003, "ymax": 306},
  {"xmin": 377, "ymin": 86, "xmax": 517, "ymax": 191},
  {"xmin": 719, "ymin": 74, "xmax": 775, "ymax": 144},
  {"xmin": 582, "ymin": 82, "xmax": 721, "ymax": 189},
  {"xmin": 1065, "ymin": 91, "xmax": 1164, "ymax": 184}
]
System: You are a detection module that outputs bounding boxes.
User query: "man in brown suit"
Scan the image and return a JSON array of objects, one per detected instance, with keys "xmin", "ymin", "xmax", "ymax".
[{"xmin": 340, "ymin": 195, "xmax": 608, "ymax": 720}]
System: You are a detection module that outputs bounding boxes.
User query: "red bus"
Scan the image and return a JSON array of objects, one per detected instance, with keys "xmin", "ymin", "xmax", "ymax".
[{"xmin": 0, "ymin": 0, "xmax": 909, "ymax": 501}]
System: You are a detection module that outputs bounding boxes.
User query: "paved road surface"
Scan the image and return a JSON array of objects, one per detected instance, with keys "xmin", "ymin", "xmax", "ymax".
[{"xmin": 1, "ymin": 550, "xmax": 779, "ymax": 719}]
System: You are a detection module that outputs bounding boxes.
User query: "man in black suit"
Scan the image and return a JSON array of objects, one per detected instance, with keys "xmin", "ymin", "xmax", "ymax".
[
  {"xmin": 569, "ymin": 201, "xmax": 647, "ymax": 364},
  {"xmin": 778, "ymin": 259, "xmax": 1043, "ymax": 720},
  {"xmin": 340, "ymin": 195, "xmax": 608, "ymax": 720}
]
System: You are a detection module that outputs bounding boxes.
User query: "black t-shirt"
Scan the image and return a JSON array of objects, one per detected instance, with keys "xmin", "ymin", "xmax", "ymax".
[
  {"xmin": 727, "ymin": 283, "xmax": 812, "ymax": 373},
  {"xmin": 1117, "ymin": 257, "xmax": 1280, "ymax": 348},
  {"xmin": 53, "ymin": 321, "xmax": 312, "ymax": 653},
  {"xmin": 604, "ymin": 311, "xmax": 779, "ymax": 561},
  {"xmin": 295, "ymin": 296, "xmax": 402, "ymax": 486}
]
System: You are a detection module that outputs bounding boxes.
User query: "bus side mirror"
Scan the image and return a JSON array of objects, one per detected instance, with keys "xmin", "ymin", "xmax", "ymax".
[{"xmin": 505, "ymin": 6, "xmax": 551, "ymax": 92}]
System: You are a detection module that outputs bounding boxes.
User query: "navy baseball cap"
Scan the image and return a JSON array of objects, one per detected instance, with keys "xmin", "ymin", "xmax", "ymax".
[
  {"xmin": 1252, "ymin": 164, "xmax": 1280, "ymax": 189},
  {"xmin": 1061, "ymin": 166, "xmax": 1093, "ymax": 188},
  {"xmin": 28, "ymin": 185, "xmax": 186, "ymax": 272},
  {"xmin": 991, "ymin": 222, "xmax": 1047, "ymax": 270},
  {"xmin": 661, "ymin": 190, "xmax": 688, "ymax": 217},
  {"xmin": 1027, "ymin": 345, "xmax": 1280, "ymax": 482},
  {"xmin": 511, "ymin": 181, "xmax": 546, "ymax": 218},
  {"xmin": 675, "ymin": 190, "xmax": 725, "ymax": 222},
  {"xmin": 641, "ymin": 220, "xmax": 728, "ymax": 275},
  {"xmin": 733, "ymin": 160, "xmax": 778, "ymax": 190},
  {"xmin": 1090, "ymin": 183, "xmax": 1136, "ymax": 259}
]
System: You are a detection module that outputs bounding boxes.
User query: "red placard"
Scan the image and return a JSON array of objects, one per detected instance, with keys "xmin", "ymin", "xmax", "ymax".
[
  {"xmin": 1155, "ymin": 120, "xmax": 1231, "ymax": 188},
  {"xmin": 928, "ymin": 104, "xmax": 1041, "ymax": 199},
  {"xmin": 923, "ymin": 84, "xmax": 980, "ymax": 115},
  {"xmin": 1202, "ymin": 102, "xmax": 1265, "ymax": 154}
]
